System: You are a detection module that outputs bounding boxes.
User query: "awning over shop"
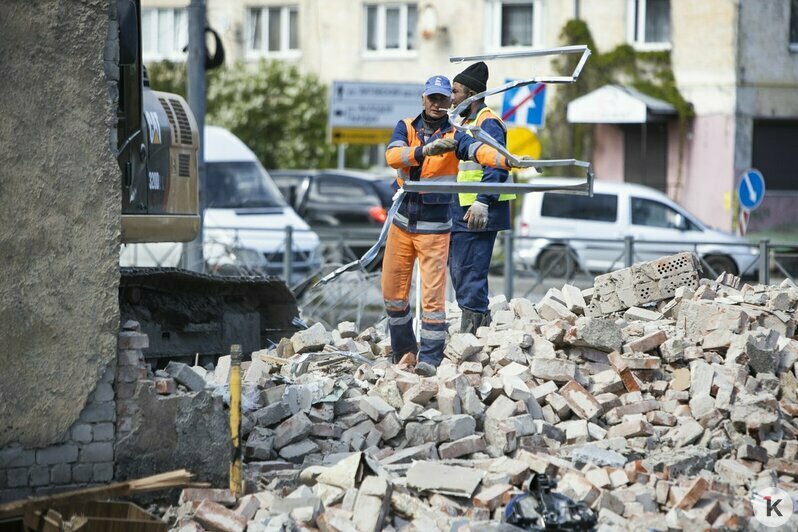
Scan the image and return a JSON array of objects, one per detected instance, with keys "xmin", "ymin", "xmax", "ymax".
[{"xmin": 567, "ymin": 84, "xmax": 676, "ymax": 124}]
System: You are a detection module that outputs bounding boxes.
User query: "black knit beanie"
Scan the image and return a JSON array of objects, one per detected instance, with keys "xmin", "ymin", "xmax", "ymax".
[{"xmin": 453, "ymin": 61, "xmax": 489, "ymax": 94}]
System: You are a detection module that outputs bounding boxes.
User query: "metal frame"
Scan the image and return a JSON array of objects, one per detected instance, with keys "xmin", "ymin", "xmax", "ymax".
[
  {"xmin": 447, "ymin": 45, "xmax": 594, "ymax": 189},
  {"xmin": 448, "ymin": 46, "xmax": 591, "ymax": 126},
  {"xmin": 314, "ymin": 45, "xmax": 596, "ymax": 287},
  {"xmin": 401, "ymin": 172, "xmax": 593, "ymax": 196}
]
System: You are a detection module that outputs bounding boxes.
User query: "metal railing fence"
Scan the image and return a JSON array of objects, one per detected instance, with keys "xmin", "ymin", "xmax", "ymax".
[
  {"xmin": 499, "ymin": 232, "xmax": 798, "ymax": 301},
  {"xmin": 122, "ymin": 226, "xmax": 798, "ymax": 329}
]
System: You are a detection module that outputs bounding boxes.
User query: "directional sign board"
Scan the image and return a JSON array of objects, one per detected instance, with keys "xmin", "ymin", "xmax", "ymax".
[
  {"xmin": 501, "ymin": 80, "xmax": 546, "ymax": 128},
  {"xmin": 329, "ymin": 81, "xmax": 423, "ymax": 144},
  {"xmin": 507, "ymin": 127, "xmax": 541, "ymax": 159},
  {"xmin": 738, "ymin": 169, "xmax": 766, "ymax": 211}
]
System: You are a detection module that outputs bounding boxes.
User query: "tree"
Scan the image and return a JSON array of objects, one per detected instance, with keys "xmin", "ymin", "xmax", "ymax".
[
  {"xmin": 543, "ymin": 20, "xmax": 693, "ymax": 164},
  {"xmin": 145, "ymin": 60, "xmax": 365, "ymax": 169},
  {"xmin": 144, "ymin": 60, "xmax": 187, "ymax": 100}
]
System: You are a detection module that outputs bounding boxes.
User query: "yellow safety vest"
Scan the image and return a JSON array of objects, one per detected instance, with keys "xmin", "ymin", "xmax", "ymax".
[{"xmin": 457, "ymin": 107, "xmax": 516, "ymax": 207}]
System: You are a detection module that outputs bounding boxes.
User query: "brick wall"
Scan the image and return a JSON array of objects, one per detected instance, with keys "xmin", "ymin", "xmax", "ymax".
[
  {"xmin": 0, "ymin": 363, "xmax": 117, "ymax": 500},
  {"xmin": 0, "ymin": 321, "xmax": 153, "ymax": 502}
]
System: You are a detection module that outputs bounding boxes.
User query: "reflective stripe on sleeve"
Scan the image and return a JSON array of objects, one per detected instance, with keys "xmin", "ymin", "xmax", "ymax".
[
  {"xmin": 458, "ymin": 161, "xmax": 482, "ymax": 172},
  {"xmin": 401, "ymin": 148, "xmax": 412, "ymax": 166},
  {"xmin": 468, "ymin": 142, "xmax": 482, "ymax": 160}
]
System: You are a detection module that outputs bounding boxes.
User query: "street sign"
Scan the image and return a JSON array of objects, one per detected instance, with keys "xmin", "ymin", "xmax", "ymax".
[
  {"xmin": 329, "ymin": 81, "xmax": 424, "ymax": 145},
  {"xmin": 501, "ymin": 81, "xmax": 546, "ymax": 128},
  {"xmin": 506, "ymin": 127, "xmax": 541, "ymax": 159},
  {"xmin": 331, "ymin": 128, "xmax": 394, "ymax": 144},
  {"xmin": 738, "ymin": 169, "xmax": 765, "ymax": 211}
]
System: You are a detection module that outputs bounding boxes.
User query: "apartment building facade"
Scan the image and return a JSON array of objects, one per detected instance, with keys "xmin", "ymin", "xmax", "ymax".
[{"xmin": 142, "ymin": 0, "xmax": 798, "ymax": 234}]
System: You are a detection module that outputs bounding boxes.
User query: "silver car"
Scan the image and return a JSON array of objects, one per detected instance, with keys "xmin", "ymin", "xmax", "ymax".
[{"xmin": 514, "ymin": 179, "xmax": 759, "ymax": 278}]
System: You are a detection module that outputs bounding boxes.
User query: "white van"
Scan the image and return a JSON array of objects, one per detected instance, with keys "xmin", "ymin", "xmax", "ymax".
[
  {"xmin": 515, "ymin": 179, "xmax": 759, "ymax": 277},
  {"xmin": 121, "ymin": 126, "xmax": 321, "ymax": 283}
]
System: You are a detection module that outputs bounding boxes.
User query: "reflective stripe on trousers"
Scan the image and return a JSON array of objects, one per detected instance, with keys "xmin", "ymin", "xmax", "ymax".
[{"xmin": 381, "ymin": 224, "xmax": 449, "ymax": 365}]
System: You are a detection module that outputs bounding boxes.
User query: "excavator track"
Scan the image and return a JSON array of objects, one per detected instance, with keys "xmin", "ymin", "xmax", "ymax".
[{"xmin": 120, "ymin": 267, "xmax": 302, "ymax": 360}]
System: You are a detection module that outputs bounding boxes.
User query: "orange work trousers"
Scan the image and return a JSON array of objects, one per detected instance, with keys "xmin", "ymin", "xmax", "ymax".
[{"xmin": 381, "ymin": 223, "xmax": 450, "ymax": 365}]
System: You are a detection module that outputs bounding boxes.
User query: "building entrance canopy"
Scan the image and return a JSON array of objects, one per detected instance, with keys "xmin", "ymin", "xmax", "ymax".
[{"xmin": 567, "ymin": 85, "xmax": 676, "ymax": 124}]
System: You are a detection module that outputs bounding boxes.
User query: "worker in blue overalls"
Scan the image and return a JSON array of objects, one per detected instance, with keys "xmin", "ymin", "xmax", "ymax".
[{"xmin": 449, "ymin": 62, "xmax": 516, "ymax": 334}]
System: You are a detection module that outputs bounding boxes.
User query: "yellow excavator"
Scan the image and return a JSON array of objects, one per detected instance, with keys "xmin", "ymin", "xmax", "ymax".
[{"xmin": 116, "ymin": 0, "xmax": 300, "ymax": 361}]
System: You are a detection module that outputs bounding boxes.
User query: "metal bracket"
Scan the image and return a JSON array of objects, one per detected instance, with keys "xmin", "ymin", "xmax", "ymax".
[
  {"xmin": 448, "ymin": 45, "xmax": 592, "ymax": 175},
  {"xmin": 401, "ymin": 171, "xmax": 594, "ymax": 196}
]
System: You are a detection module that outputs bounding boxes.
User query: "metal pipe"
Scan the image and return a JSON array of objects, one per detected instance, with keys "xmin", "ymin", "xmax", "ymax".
[
  {"xmin": 183, "ymin": 0, "xmax": 206, "ymax": 272},
  {"xmin": 402, "ymin": 180, "xmax": 592, "ymax": 195},
  {"xmin": 759, "ymin": 239, "xmax": 770, "ymax": 285},
  {"xmin": 229, "ymin": 344, "xmax": 243, "ymax": 496},
  {"xmin": 414, "ymin": 262, "xmax": 421, "ymax": 339},
  {"xmin": 284, "ymin": 226, "xmax": 294, "ymax": 283},
  {"xmin": 450, "ymin": 44, "xmax": 590, "ymax": 63},
  {"xmin": 624, "ymin": 236, "xmax": 634, "ymax": 268},
  {"xmin": 504, "ymin": 231, "xmax": 514, "ymax": 300}
]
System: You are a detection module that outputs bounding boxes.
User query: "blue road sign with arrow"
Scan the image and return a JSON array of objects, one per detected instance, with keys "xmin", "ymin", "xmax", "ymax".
[
  {"xmin": 501, "ymin": 80, "xmax": 546, "ymax": 128},
  {"xmin": 738, "ymin": 169, "xmax": 765, "ymax": 211}
]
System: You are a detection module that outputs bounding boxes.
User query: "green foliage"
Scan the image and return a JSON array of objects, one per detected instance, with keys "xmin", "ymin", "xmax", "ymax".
[
  {"xmin": 144, "ymin": 60, "xmax": 365, "ymax": 170},
  {"xmin": 145, "ymin": 61, "xmax": 188, "ymax": 99},
  {"xmin": 543, "ymin": 20, "xmax": 694, "ymax": 162}
]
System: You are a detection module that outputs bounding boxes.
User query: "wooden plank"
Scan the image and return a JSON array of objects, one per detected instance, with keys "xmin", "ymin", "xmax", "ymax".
[
  {"xmin": 0, "ymin": 470, "xmax": 192, "ymax": 519},
  {"xmin": 259, "ymin": 354, "xmax": 288, "ymax": 366},
  {"xmin": 24, "ymin": 502, "xmax": 165, "ymax": 532}
]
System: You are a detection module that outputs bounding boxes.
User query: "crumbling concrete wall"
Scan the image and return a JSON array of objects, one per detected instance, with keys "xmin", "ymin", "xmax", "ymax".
[
  {"xmin": 115, "ymin": 324, "xmax": 229, "ymax": 491},
  {"xmin": 115, "ymin": 383, "xmax": 229, "ymax": 489},
  {"xmin": 0, "ymin": 0, "xmax": 120, "ymax": 448}
]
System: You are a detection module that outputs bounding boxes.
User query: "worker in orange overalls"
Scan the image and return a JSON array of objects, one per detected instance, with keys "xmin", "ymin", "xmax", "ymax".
[{"xmin": 384, "ymin": 75, "xmax": 525, "ymax": 377}]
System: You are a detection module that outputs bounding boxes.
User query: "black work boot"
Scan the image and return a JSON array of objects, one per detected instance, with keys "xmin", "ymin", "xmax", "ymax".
[
  {"xmin": 414, "ymin": 361, "xmax": 438, "ymax": 377},
  {"xmin": 460, "ymin": 309, "xmax": 491, "ymax": 334}
]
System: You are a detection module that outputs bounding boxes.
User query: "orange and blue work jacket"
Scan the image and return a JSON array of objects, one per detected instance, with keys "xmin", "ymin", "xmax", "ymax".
[{"xmin": 385, "ymin": 113, "xmax": 513, "ymax": 234}]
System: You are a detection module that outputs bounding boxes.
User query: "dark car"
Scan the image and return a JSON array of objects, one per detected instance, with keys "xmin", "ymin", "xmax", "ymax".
[{"xmin": 269, "ymin": 169, "xmax": 396, "ymax": 259}]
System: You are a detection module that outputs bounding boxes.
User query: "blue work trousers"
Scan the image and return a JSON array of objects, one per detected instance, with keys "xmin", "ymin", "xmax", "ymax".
[{"xmin": 449, "ymin": 230, "xmax": 498, "ymax": 314}]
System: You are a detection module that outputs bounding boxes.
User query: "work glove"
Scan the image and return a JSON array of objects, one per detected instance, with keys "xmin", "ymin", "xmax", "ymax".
[
  {"xmin": 464, "ymin": 201, "xmax": 489, "ymax": 231},
  {"xmin": 422, "ymin": 137, "xmax": 457, "ymax": 157},
  {"xmin": 392, "ymin": 187, "xmax": 404, "ymax": 202}
]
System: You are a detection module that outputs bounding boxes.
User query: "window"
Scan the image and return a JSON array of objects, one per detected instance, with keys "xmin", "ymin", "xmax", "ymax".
[
  {"xmin": 206, "ymin": 162, "xmax": 286, "ymax": 209},
  {"xmin": 623, "ymin": 123, "xmax": 668, "ymax": 192},
  {"xmin": 627, "ymin": 0, "xmax": 671, "ymax": 50},
  {"xmin": 270, "ymin": 173, "xmax": 308, "ymax": 207},
  {"xmin": 141, "ymin": 8, "xmax": 188, "ymax": 61},
  {"xmin": 540, "ymin": 193, "xmax": 618, "ymax": 223},
  {"xmin": 247, "ymin": 6, "xmax": 300, "ymax": 57},
  {"xmin": 486, "ymin": 1, "xmax": 542, "ymax": 50},
  {"xmin": 364, "ymin": 3, "xmax": 418, "ymax": 54},
  {"xmin": 752, "ymin": 120, "xmax": 798, "ymax": 191},
  {"xmin": 791, "ymin": 0, "xmax": 798, "ymax": 51},
  {"xmin": 311, "ymin": 176, "xmax": 380, "ymax": 205},
  {"xmin": 631, "ymin": 197, "xmax": 696, "ymax": 230}
]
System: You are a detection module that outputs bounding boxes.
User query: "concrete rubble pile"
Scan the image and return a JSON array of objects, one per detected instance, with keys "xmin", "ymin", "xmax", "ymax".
[{"xmin": 157, "ymin": 253, "xmax": 798, "ymax": 531}]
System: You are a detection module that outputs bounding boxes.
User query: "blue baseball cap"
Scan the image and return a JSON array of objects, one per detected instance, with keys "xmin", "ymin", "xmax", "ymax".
[{"xmin": 423, "ymin": 75, "xmax": 452, "ymax": 97}]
